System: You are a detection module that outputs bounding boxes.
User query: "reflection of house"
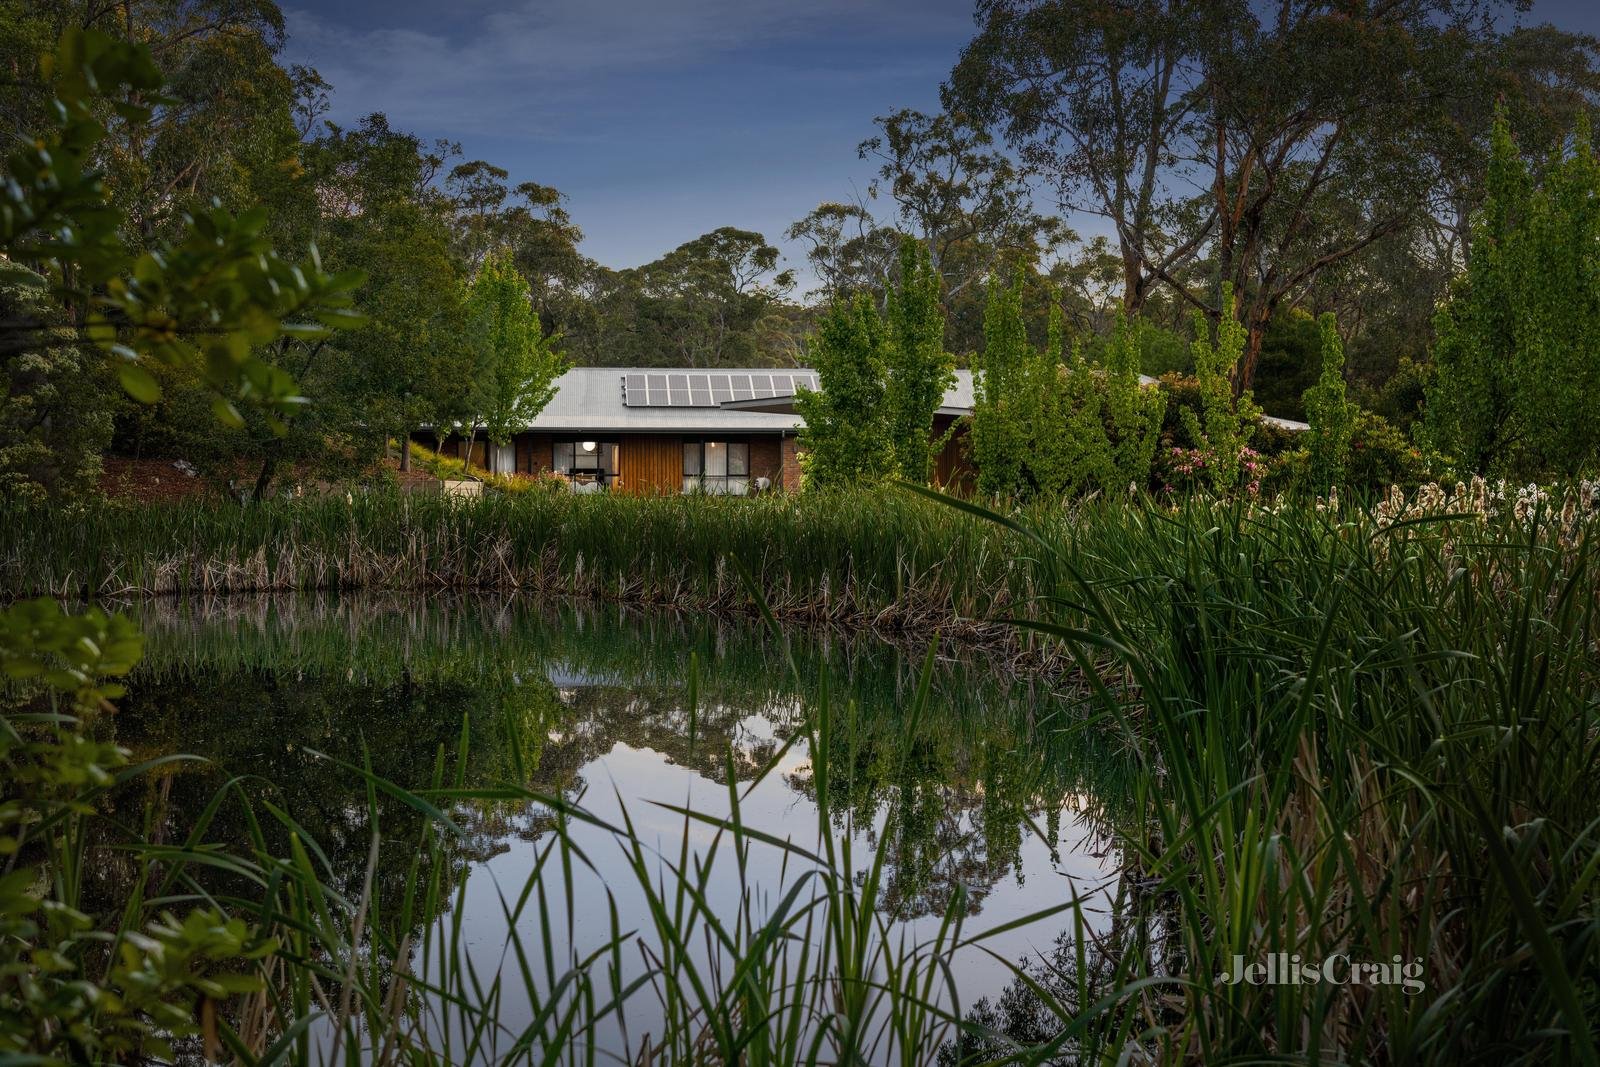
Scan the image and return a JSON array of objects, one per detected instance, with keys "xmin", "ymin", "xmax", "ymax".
[{"xmin": 424, "ymin": 367, "xmax": 976, "ymax": 495}]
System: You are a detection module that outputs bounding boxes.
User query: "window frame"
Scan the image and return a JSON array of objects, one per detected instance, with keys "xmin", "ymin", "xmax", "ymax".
[
  {"xmin": 682, "ymin": 438, "xmax": 751, "ymax": 495},
  {"xmin": 552, "ymin": 439, "xmax": 618, "ymax": 487}
]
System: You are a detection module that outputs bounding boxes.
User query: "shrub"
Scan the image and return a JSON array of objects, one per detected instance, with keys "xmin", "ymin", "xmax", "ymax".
[{"xmin": 407, "ymin": 441, "xmax": 565, "ymax": 495}]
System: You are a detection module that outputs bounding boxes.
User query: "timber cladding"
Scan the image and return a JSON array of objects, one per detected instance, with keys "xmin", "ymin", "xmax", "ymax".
[{"xmin": 616, "ymin": 436, "xmax": 683, "ymax": 495}]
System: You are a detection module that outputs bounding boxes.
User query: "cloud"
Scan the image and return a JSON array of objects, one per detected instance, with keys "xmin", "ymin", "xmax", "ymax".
[{"xmin": 284, "ymin": 0, "xmax": 971, "ymax": 134}]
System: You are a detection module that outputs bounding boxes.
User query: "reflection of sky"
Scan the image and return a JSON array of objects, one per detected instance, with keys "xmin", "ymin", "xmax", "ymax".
[{"xmin": 433, "ymin": 729, "xmax": 1117, "ymax": 1061}]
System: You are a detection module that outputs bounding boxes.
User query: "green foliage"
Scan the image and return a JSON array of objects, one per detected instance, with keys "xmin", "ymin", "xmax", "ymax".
[
  {"xmin": 1019, "ymin": 305, "xmax": 1085, "ymax": 496},
  {"xmin": 0, "ymin": 599, "xmax": 275, "ymax": 1064},
  {"xmin": 1180, "ymin": 284, "xmax": 1260, "ymax": 492},
  {"xmin": 944, "ymin": 491, "xmax": 1600, "ymax": 1064},
  {"xmin": 575, "ymin": 227, "xmax": 799, "ymax": 367},
  {"xmin": 1427, "ymin": 110, "xmax": 1600, "ymax": 477},
  {"xmin": 970, "ymin": 268, "xmax": 1031, "ymax": 497},
  {"xmin": 465, "ymin": 249, "xmax": 568, "ymax": 450},
  {"xmin": 1101, "ymin": 311, "xmax": 1166, "ymax": 491},
  {"xmin": 0, "ymin": 269, "xmax": 116, "ymax": 502},
  {"xmin": 1303, "ymin": 313, "xmax": 1354, "ymax": 491},
  {"xmin": 0, "ymin": 28, "xmax": 365, "ymax": 429},
  {"xmin": 883, "ymin": 239, "xmax": 954, "ymax": 482},
  {"xmin": 973, "ymin": 272, "xmax": 1165, "ymax": 499},
  {"xmin": 1249, "ymin": 308, "xmax": 1323, "ymax": 421},
  {"xmin": 308, "ymin": 114, "xmax": 477, "ymax": 455},
  {"xmin": 795, "ymin": 294, "xmax": 894, "ymax": 487},
  {"xmin": 1357, "ymin": 354, "xmax": 1430, "ymax": 438},
  {"xmin": 1346, "ymin": 409, "xmax": 1427, "ymax": 491}
]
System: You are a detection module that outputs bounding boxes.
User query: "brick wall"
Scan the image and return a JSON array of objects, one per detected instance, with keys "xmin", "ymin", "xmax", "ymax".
[
  {"xmin": 780, "ymin": 434, "xmax": 801, "ymax": 493},
  {"xmin": 749, "ymin": 437, "xmax": 781, "ymax": 489},
  {"xmin": 516, "ymin": 433, "xmax": 554, "ymax": 475}
]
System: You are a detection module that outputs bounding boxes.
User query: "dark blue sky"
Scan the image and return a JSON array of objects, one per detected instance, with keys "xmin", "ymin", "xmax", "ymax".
[{"xmin": 285, "ymin": 0, "xmax": 1600, "ymax": 285}]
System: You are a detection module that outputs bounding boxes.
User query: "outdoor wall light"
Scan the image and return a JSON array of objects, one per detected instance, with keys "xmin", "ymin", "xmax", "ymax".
[{"xmin": 581, "ymin": 441, "xmax": 597, "ymax": 452}]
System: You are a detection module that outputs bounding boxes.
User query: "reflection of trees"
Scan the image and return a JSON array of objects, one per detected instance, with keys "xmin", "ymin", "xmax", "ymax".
[
  {"xmin": 111, "ymin": 593, "xmax": 1136, "ymax": 934},
  {"xmin": 94, "ymin": 663, "xmax": 570, "ymax": 923},
  {"xmin": 937, "ymin": 867, "xmax": 1185, "ymax": 1067}
]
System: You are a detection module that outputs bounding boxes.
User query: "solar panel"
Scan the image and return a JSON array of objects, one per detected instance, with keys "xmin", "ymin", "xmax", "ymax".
[
  {"xmin": 689, "ymin": 372, "xmax": 712, "ymax": 406},
  {"xmin": 621, "ymin": 370, "xmax": 820, "ymax": 406}
]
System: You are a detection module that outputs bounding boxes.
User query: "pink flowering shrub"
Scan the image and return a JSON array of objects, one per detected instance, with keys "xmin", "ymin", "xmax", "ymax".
[{"xmin": 1160, "ymin": 444, "xmax": 1270, "ymax": 496}]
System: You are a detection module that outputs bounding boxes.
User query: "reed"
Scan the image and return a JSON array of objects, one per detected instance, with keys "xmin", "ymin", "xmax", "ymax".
[
  {"xmin": 5, "ymin": 484, "xmax": 1596, "ymax": 1064},
  {"xmin": 938, "ymin": 486, "xmax": 1600, "ymax": 1064},
  {"xmin": 0, "ymin": 490, "xmax": 1036, "ymax": 641}
]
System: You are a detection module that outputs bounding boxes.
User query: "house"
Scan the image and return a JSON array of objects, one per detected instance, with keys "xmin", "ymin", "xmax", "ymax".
[
  {"xmin": 421, "ymin": 367, "xmax": 1304, "ymax": 496},
  {"xmin": 422, "ymin": 366, "xmax": 976, "ymax": 495}
]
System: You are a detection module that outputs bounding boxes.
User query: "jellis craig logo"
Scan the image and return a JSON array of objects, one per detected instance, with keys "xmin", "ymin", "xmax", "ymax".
[{"xmin": 1216, "ymin": 953, "xmax": 1425, "ymax": 995}]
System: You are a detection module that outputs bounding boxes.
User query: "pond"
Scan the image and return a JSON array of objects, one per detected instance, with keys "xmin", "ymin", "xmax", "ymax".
[{"xmin": 92, "ymin": 594, "xmax": 1132, "ymax": 1058}]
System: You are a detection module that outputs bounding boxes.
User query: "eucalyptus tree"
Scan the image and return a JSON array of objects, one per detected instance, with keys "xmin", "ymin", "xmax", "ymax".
[
  {"xmin": 1, "ymin": 27, "xmax": 363, "ymax": 503},
  {"xmin": 620, "ymin": 227, "xmax": 796, "ymax": 367},
  {"xmin": 947, "ymin": 0, "xmax": 1215, "ymax": 318},
  {"xmin": 786, "ymin": 201, "xmax": 903, "ymax": 303},
  {"xmin": 949, "ymin": 0, "xmax": 1600, "ymax": 394},
  {"xmin": 858, "ymin": 108, "xmax": 1060, "ymax": 303}
]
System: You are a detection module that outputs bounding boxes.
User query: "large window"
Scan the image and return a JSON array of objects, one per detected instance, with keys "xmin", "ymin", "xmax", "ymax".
[
  {"xmin": 553, "ymin": 440, "xmax": 617, "ymax": 488},
  {"xmin": 683, "ymin": 440, "xmax": 749, "ymax": 495}
]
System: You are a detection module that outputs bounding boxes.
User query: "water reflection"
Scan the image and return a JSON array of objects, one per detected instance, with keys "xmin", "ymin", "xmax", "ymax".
[{"xmin": 95, "ymin": 593, "xmax": 1133, "ymax": 1043}]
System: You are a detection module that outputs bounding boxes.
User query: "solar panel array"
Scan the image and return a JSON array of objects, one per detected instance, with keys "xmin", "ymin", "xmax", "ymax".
[{"xmin": 621, "ymin": 372, "xmax": 817, "ymax": 408}]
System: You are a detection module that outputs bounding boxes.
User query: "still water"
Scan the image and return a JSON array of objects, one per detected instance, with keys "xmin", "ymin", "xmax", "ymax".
[{"xmin": 101, "ymin": 594, "xmax": 1129, "ymax": 1057}]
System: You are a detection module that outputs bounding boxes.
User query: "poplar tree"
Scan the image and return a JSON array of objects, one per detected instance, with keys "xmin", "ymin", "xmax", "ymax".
[
  {"xmin": 1024, "ymin": 304, "xmax": 1074, "ymax": 496},
  {"xmin": 1427, "ymin": 111, "xmax": 1600, "ymax": 477},
  {"xmin": 1103, "ymin": 311, "xmax": 1166, "ymax": 491},
  {"xmin": 1303, "ymin": 313, "xmax": 1353, "ymax": 491},
  {"xmin": 971, "ymin": 268, "xmax": 1030, "ymax": 497},
  {"xmin": 465, "ymin": 249, "xmax": 568, "ymax": 470},
  {"xmin": 795, "ymin": 294, "xmax": 893, "ymax": 487},
  {"xmin": 883, "ymin": 239, "xmax": 955, "ymax": 482},
  {"xmin": 1182, "ymin": 283, "xmax": 1259, "ymax": 493}
]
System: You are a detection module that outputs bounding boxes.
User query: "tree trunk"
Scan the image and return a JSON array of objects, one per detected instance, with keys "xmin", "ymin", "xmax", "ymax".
[
  {"xmin": 251, "ymin": 455, "xmax": 277, "ymax": 503},
  {"xmin": 1120, "ymin": 252, "xmax": 1147, "ymax": 316},
  {"xmin": 399, "ymin": 432, "xmax": 411, "ymax": 472},
  {"xmin": 1234, "ymin": 300, "xmax": 1274, "ymax": 397}
]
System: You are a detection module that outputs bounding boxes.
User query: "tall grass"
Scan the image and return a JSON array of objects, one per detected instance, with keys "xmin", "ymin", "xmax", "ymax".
[
  {"xmin": 6, "ymin": 487, "xmax": 1596, "ymax": 1063},
  {"xmin": 0, "ymin": 491, "xmax": 1035, "ymax": 639},
  {"xmin": 939, "ymin": 489, "xmax": 1600, "ymax": 1064}
]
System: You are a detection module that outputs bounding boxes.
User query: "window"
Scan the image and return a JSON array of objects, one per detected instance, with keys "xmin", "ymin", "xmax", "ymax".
[
  {"xmin": 553, "ymin": 440, "xmax": 617, "ymax": 488},
  {"xmin": 682, "ymin": 440, "xmax": 750, "ymax": 495}
]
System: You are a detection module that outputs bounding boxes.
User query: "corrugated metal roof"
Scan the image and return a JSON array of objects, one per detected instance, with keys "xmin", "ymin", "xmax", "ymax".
[
  {"xmin": 526, "ymin": 367, "xmax": 975, "ymax": 433},
  {"xmin": 519, "ymin": 368, "xmax": 1306, "ymax": 433}
]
